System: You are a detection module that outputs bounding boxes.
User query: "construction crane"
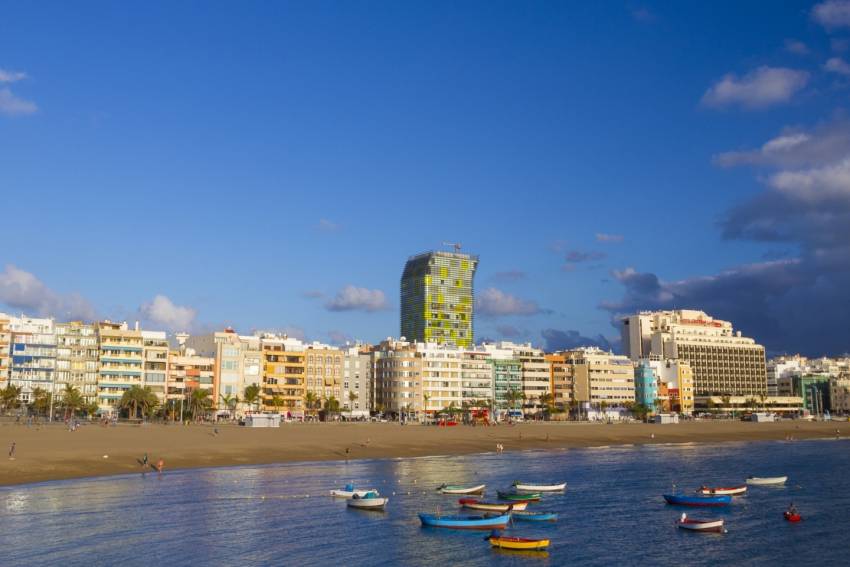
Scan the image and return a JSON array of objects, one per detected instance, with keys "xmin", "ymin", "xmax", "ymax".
[{"xmin": 442, "ymin": 241, "xmax": 462, "ymax": 253}]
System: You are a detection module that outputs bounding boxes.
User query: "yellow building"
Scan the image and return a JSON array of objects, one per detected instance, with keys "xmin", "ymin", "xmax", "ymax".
[
  {"xmin": 567, "ymin": 347, "xmax": 635, "ymax": 406},
  {"xmin": 261, "ymin": 336, "xmax": 306, "ymax": 415},
  {"xmin": 545, "ymin": 353, "xmax": 571, "ymax": 410}
]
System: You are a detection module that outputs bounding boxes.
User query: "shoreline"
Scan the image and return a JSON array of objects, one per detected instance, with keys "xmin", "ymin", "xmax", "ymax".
[{"xmin": 0, "ymin": 420, "xmax": 844, "ymax": 488}]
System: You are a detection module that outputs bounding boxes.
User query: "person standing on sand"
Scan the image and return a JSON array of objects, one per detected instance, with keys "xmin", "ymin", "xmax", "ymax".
[
  {"xmin": 155, "ymin": 459, "xmax": 164, "ymax": 474},
  {"xmin": 8, "ymin": 441, "xmax": 15, "ymax": 460}
]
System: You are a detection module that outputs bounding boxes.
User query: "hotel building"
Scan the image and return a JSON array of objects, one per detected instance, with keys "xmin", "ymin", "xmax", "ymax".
[
  {"xmin": 400, "ymin": 250, "xmax": 478, "ymax": 348},
  {"xmin": 55, "ymin": 321, "xmax": 99, "ymax": 404},
  {"xmin": 622, "ymin": 309, "xmax": 767, "ymax": 397}
]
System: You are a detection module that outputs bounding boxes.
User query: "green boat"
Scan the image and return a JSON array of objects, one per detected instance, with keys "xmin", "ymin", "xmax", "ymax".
[{"xmin": 497, "ymin": 490, "xmax": 542, "ymax": 501}]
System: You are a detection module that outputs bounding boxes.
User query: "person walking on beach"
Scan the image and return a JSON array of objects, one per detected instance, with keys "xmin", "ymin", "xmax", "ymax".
[
  {"xmin": 142, "ymin": 453, "xmax": 148, "ymax": 468},
  {"xmin": 8, "ymin": 441, "xmax": 15, "ymax": 460},
  {"xmin": 155, "ymin": 459, "xmax": 164, "ymax": 474}
]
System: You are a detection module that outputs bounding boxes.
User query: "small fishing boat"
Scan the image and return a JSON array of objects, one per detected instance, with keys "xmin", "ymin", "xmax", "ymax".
[
  {"xmin": 513, "ymin": 482, "xmax": 566, "ymax": 492},
  {"xmin": 459, "ymin": 498, "xmax": 528, "ymax": 512},
  {"xmin": 784, "ymin": 511, "xmax": 802, "ymax": 522},
  {"xmin": 511, "ymin": 510, "xmax": 558, "ymax": 522},
  {"xmin": 418, "ymin": 513, "xmax": 511, "ymax": 530},
  {"xmin": 497, "ymin": 490, "xmax": 542, "ymax": 502},
  {"xmin": 331, "ymin": 483, "xmax": 376, "ymax": 498},
  {"xmin": 746, "ymin": 476, "xmax": 787, "ymax": 486},
  {"xmin": 677, "ymin": 514, "xmax": 726, "ymax": 533},
  {"xmin": 437, "ymin": 483, "xmax": 486, "ymax": 495},
  {"xmin": 488, "ymin": 536, "xmax": 550, "ymax": 550},
  {"xmin": 663, "ymin": 494, "xmax": 732, "ymax": 507},
  {"xmin": 346, "ymin": 492, "xmax": 388, "ymax": 511},
  {"xmin": 697, "ymin": 484, "xmax": 747, "ymax": 496}
]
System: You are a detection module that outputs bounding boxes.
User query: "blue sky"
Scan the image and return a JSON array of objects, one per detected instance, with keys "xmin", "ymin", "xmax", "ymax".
[{"xmin": 2, "ymin": 1, "xmax": 850, "ymax": 355}]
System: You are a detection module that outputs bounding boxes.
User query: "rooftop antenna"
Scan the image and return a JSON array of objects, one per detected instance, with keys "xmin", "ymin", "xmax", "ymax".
[{"xmin": 442, "ymin": 241, "xmax": 462, "ymax": 253}]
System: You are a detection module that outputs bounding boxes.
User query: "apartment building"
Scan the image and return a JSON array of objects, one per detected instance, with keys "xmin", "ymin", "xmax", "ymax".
[
  {"xmin": 96, "ymin": 321, "xmax": 144, "ymax": 413},
  {"xmin": 567, "ymin": 347, "xmax": 635, "ymax": 406},
  {"xmin": 489, "ymin": 341, "xmax": 550, "ymax": 412},
  {"xmin": 0, "ymin": 314, "xmax": 12, "ymax": 388},
  {"xmin": 55, "ymin": 321, "xmax": 99, "ymax": 404},
  {"xmin": 261, "ymin": 335, "xmax": 306, "ymax": 414},
  {"xmin": 830, "ymin": 375, "xmax": 850, "ymax": 413},
  {"xmin": 9, "ymin": 316, "xmax": 56, "ymax": 404},
  {"xmin": 373, "ymin": 338, "xmax": 421, "ymax": 416},
  {"xmin": 342, "ymin": 345, "xmax": 372, "ymax": 418},
  {"xmin": 142, "ymin": 331, "xmax": 169, "ymax": 403},
  {"xmin": 545, "ymin": 352, "xmax": 571, "ymax": 410},
  {"xmin": 206, "ymin": 330, "xmax": 261, "ymax": 415},
  {"xmin": 420, "ymin": 342, "xmax": 463, "ymax": 415},
  {"xmin": 481, "ymin": 343, "xmax": 522, "ymax": 414},
  {"xmin": 461, "ymin": 349, "xmax": 492, "ymax": 410},
  {"xmin": 648, "ymin": 359, "xmax": 694, "ymax": 414},
  {"xmin": 622, "ymin": 309, "xmax": 767, "ymax": 397},
  {"xmin": 305, "ymin": 343, "xmax": 344, "ymax": 401}
]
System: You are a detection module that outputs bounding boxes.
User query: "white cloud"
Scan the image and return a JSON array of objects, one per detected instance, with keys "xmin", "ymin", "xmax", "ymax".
[
  {"xmin": 813, "ymin": 0, "xmax": 850, "ymax": 29},
  {"xmin": 325, "ymin": 285, "xmax": 388, "ymax": 312},
  {"xmin": 713, "ymin": 120, "xmax": 850, "ymax": 168},
  {"xmin": 701, "ymin": 66, "xmax": 809, "ymax": 109},
  {"xmin": 0, "ymin": 68, "xmax": 27, "ymax": 83},
  {"xmin": 139, "ymin": 295, "xmax": 197, "ymax": 331},
  {"xmin": 825, "ymin": 56, "xmax": 850, "ymax": 75},
  {"xmin": 768, "ymin": 157, "xmax": 850, "ymax": 201},
  {"xmin": 0, "ymin": 264, "xmax": 96, "ymax": 320},
  {"xmin": 476, "ymin": 287, "xmax": 542, "ymax": 317},
  {"xmin": 595, "ymin": 233, "xmax": 624, "ymax": 243},
  {"xmin": 0, "ymin": 87, "xmax": 37, "ymax": 116},
  {"xmin": 784, "ymin": 39, "xmax": 810, "ymax": 55}
]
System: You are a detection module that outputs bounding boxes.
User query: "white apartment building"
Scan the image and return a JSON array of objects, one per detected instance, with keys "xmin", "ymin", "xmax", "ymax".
[
  {"xmin": 143, "ymin": 330, "xmax": 169, "ymax": 403},
  {"xmin": 8, "ymin": 315, "xmax": 57, "ymax": 404},
  {"xmin": 622, "ymin": 309, "xmax": 767, "ymax": 396},
  {"xmin": 489, "ymin": 341, "xmax": 550, "ymax": 412},
  {"xmin": 342, "ymin": 345, "xmax": 372, "ymax": 418},
  {"xmin": 55, "ymin": 321, "xmax": 99, "ymax": 404}
]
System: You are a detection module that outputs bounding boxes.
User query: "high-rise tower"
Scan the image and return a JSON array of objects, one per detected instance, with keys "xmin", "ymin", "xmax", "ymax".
[{"xmin": 401, "ymin": 250, "xmax": 478, "ymax": 348}]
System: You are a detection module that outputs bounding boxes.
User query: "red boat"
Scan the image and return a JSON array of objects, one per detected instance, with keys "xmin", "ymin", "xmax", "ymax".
[{"xmin": 784, "ymin": 512, "xmax": 802, "ymax": 522}]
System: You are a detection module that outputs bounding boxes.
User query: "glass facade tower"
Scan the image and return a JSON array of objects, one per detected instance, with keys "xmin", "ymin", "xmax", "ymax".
[{"xmin": 400, "ymin": 250, "xmax": 478, "ymax": 348}]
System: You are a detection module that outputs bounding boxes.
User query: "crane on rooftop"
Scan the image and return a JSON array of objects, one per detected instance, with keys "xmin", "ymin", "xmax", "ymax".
[{"xmin": 442, "ymin": 241, "xmax": 462, "ymax": 253}]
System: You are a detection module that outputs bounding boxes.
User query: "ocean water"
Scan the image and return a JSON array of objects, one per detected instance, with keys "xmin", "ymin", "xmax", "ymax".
[{"xmin": 1, "ymin": 439, "xmax": 848, "ymax": 566}]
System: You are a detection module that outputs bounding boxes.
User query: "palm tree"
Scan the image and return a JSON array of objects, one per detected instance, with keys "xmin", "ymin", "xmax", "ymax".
[
  {"xmin": 505, "ymin": 388, "xmax": 522, "ymax": 412},
  {"xmin": 61, "ymin": 384, "xmax": 84, "ymax": 419},
  {"xmin": 188, "ymin": 389, "xmax": 212, "ymax": 421},
  {"xmin": 305, "ymin": 391, "xmax": 319, "ymax": 419},
  {"xmin": 422, "ymin": 393, "xmax": 431, "ymax": 422},
  {"xmin": 324, "ymin": 396, "xmax": 340, "ymax": 419},
  {"xmin": 243, "ymin": 384, "xmax": 261, "ymax": 413},
  {"xmin": 347, "ymin": 390, "xmax": 358, "ymax": 420},
  {"xmin": 271, "ymin": 395, "xmax": 284, "ymax": 414},
  {"xmin": 0, "ymin": 384, "xmax": 22, "ymax": 413},
  {"xmin": 30, "ymin": 387, "xmax": 51, "ymax": 417},
  {"xmin": 120, "ymin": 385, "xmax": 147, "ymax": 419},
  {"xmin": 220, "ymin": 393, "xmax": 234, "ymax": 419},
  {"xmin": 539, "ymin": 393, "xmax": 554, "ymax": 414}
]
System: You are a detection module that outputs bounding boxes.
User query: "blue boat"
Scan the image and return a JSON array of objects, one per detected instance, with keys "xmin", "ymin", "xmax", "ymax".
[
  {"xmin": 418, "ymin": 513, "xmax": 511, "ymax": 530},
  {"xmin": 511, "ymin": 510, "xmax": 558, "ymax": 522},
  {"xmin": 663, "ymin": 494, "xmax": 732, "ymax": 507}
]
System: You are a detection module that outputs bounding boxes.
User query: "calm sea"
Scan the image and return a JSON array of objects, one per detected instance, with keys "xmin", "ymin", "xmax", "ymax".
[{"xmin": 1, "ymin": 438, "xmax": 847, "ymax": 566}]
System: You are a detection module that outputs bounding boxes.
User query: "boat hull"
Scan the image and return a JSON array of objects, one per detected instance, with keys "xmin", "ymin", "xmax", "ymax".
[
  {"xmin": 697, "ymin": 485, "xmax": 747, "ymax": 496},
  {"xmin": 512, "ymin": 511, "xmax": 558, "ymax": 522},
  {"xmin": 664, "ymin": 494, "xmax": 732, "ymax": 507},
  {"xmin": 459, "ymin": 499, "xmax": 527, "ymax": 512},
  {"xmin": 497, "ymin": 491, "xmax": 542, "ymax": 502},
  {"xmin": 418, "ymin": 513, "xmax": 511, "ymax": 530},
  {"xmin": 347, "ymin": 497, "xmax": 388, "ymax": 510},
  {"xmin": 514, "ymin": 483, "xmax": 566, "ymax": 492},
  {"xmin": 746, "ymin": 476, "xmax": 787, "ymax": 486},
  {"xmin": 784, "ymin": 512, "xmax": 802, "ymax": 522},
  {"xmin": 678, "ymin": 519, "xmax": 726, "ymax": 533},
  {"xmin": 438, "ymin": 484, "xmax": 486, "ymax": 495},
  {"xmin": 331, "ymin": 489, "xmax": 374, "ymax": 498},
  {"xmin": 489, "ymin": 537, "xmax": 550, "ymax": 550}
]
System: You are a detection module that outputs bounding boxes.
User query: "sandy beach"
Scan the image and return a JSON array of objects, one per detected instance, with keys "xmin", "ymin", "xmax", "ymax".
[{"xmin": 0, "ymin": 420, "xmax": 843, "ymax": 487}]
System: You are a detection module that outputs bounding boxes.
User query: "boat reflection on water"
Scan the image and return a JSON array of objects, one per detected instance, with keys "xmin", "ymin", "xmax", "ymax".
[{"xmin": 491, "ymin": 547, "xmax": 550, "ymax": 559}]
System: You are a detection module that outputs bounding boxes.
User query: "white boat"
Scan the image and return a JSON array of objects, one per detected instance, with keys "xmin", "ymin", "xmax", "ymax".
[
  {"xmin": 346, "ymin": 494, "xmax": 388, "ymax": 510},
  {"xmin": 513, "ymin": 482, "xmax": 566, "ymax": 492},
  {"xmin": 696, "ymin": 484, "xmax": 747, "ymax": 496},
  {"xmin": 437, "ymin": 483, "xmax": 486, "ymax": 495},
  {"xmin": 678, "ymin": 514, "xmax": 726, "ymax": 533},
  {"xmin": 459, "ymin": 498, "xmax": 528, "ymax": 512},
  {"xmin": 746, "ymin": 476, "xmax": 787, "ymax": 486},
  {"xmin": 331, "ymin": 483, "xmax": 378, "ymax": 498}
]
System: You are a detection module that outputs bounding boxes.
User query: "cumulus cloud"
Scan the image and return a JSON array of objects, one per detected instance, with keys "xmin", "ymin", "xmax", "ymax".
[
  {"xmin": 701, "ymin": 66, "xmax": 809, "ymax": 109},
  {"xmin": 325, "ymin": 285, "xmax": 388, "ymax": 312},
  {"xmin": 541, "ymin": 328, "xmax": 614, "ymax": 353},
  {"xmin": 595, "ymin": 233, "xmax": 624, "ymax": 243},
  {"xmin": 825, "ymin": 56, "xmax": 850, "ymax": 75},
  {"xmin": 0, "ymin": 68, "xmax": 27, "ymax": 83},
  {"xmin": 476, "ymin": 287, "xmax": 543, "ymax": 317},
  {"xmin": 813, "ymin": 0, "xmax": 850, "ymax": 29},
  {"xmin": 0, "ymin": 87, "xmax": 37, "ymax": 116},
  {"xmin": 713, "ymin": 120, "xmax": 850, "ymax": 168},
  {"xmin": 491, "ymin": 270, "xmax": 526, "ymax": 282},
  {"xmin": 139, "ymin": 295, "xmax": 197, "ymax": 331},
  {"xmin": 784, "ymin": 39, "xmax": 810, "ymax": 55},
  {"xmin": 0, "ymin": 264, "xmax": 96, "ymax": 321}
]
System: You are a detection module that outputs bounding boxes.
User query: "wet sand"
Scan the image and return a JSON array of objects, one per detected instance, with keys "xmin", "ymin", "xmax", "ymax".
[{"xmin": 0, "ymin": 420, "xmax": 843, "ymax": 487}]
